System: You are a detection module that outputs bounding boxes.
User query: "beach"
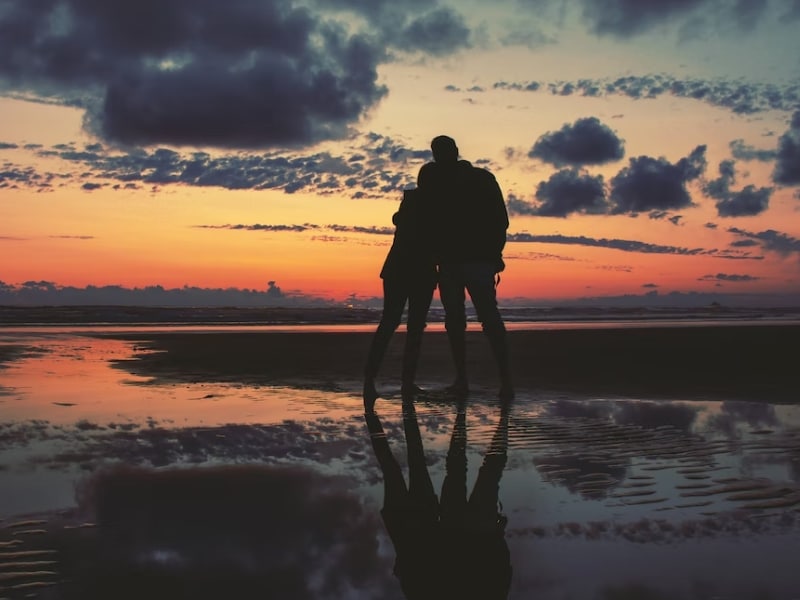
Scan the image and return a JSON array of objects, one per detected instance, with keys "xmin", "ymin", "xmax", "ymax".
[
  {"xmin": 1, "ymin": 322, "xmax": 800, "ymax": 599},
  {"xmin": 108, "ymin": 324, "xmax": 799, "ymax": 402}
]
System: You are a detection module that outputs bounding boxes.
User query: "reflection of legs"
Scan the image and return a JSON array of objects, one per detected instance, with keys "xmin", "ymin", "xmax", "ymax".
[
  {"xmin": 402, "ymin": 400, "xmax": 439, "ymax": 520},
  {"xmin": 468, "ymin": 405, "xmax": 510, "ymax": 532},
  {"xmin": 364, "ymin": 412, "xmax": 408, "ymax": 512},
  {"xmin": 401, "ymin": 283, "xmax": 435, "ymax": 395},
  {"xmin": 364, "ymin": 280, "xmax": 408, "ymax": 408},
  {"xmin": 440, "ymin": 400, "xmax": 468, "ymax": 527},
  {"xmin": 438, "ymin": 265, "xmax": 468, "ymax": 394},
  {"xmin": 464, "ymin": 262, "xmax": 513, "ymax": 400}
]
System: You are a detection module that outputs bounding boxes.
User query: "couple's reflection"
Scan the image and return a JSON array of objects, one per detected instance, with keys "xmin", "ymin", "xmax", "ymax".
[{"xmin": 365, "ymin": 399, "xmax": 511, "ymax": 600}]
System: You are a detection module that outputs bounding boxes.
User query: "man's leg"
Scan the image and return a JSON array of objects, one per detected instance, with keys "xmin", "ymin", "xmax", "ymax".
[
  {"xmin": 463, "ymin": 261, "xmax": 514, "ymax": 401},
  {"xmin": 402, "ymin": 400, "xmax": 439, "ymax": 520},
  {"xmin": 438, "ymin": 264, "xmax": 468, "ymax": 394},
  {"xmin": 440, "ymin": 399, "xmax": 468, "ymax": 526}
]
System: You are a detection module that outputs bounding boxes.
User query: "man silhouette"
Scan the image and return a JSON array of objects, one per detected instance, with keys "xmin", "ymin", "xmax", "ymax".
[{"xmin": 418, "ymin": 135, "xmax": 513, "ymax": 401}]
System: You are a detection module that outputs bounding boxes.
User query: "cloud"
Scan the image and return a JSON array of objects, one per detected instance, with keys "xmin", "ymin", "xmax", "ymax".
[
  {"xmin": 730, "ymin": 139, "xmax": 777, "ymax": 162},
  {"xmin": 580, "ymin": 0, "xmax": 708, "ymax": 37},
  {"xmin": 6, "ymin": 133, "xmax": 426, "ymax": 197},
  {"xmin": 491, "ymin": 75, "xmax": 800, "ymax": 115},
  {"xmin": 195, "ymin": 223, "xmax": 318, "ymax": 233},
  {"xmin": 703, "ymin": 159, "xmax": 772, "ymax": 217},
  {"xmin": 497, "ymin": 25, "xmax": 556, "ymax": 49},
  {"xmin": 0, "ymin": 0, "xmax": 401, "ymax": 148},
  {"xmin": 314, "ymin": 0, "xmax": 472, "ymax": 56},
  {"xmin": 392, "ymin": 7, "xmax": 472, "ymax": 55},
  {"xmin": 510, "ymin": 169, "xmax": 609, "ymax": 217},
  {"xmin": 578, "ymin": 0, "xmax": 778, "ymax": 38},
  {"xmin": 773, "ymin": 110, "xmax": 800, "ymax": 185},
  {"xmin": 506, "ymin": 231, "xmax": 762, "ymax": 259},
  {"xmin": 728, "ymin": 226, "xmax": 800, "ymax": 257},
  {"xmin": 197, "ymin": 222, "xmax": 394, "ymax": 238},
  {"xmin": 698, "ymin": 273, "xmax": 761, "ymax": 282},
  {"xmin": 609, "ymin": 145, "xmax": 706, "ymax": 214},
  {"xmin": 0, "ymin": 163, "xmax": 70, "ymax": 189},
  {"xmin": 528, "ymin": 117, "xmax": 625, "ymax": 167}
]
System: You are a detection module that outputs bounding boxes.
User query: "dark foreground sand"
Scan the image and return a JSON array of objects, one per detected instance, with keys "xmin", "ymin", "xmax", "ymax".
[{"xmin": 109, "ymin": 324, "xmax": 798, "ymax": 402}]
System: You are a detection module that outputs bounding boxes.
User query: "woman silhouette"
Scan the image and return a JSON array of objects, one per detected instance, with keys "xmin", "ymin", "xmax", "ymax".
[{"xmin": 363, "ymin": 188, "xmax": 437, "ymax": 410}]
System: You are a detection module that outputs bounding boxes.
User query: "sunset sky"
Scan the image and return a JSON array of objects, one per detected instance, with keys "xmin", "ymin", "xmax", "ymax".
[{"xmin": 1, "ymin": 0, "xmax": 800, "ymax": 307}]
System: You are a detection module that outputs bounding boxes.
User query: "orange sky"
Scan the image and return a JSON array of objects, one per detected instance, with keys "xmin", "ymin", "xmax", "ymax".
[{"xmin": 1, "ymin": 1, "xmax": 799, "ymax": 306}]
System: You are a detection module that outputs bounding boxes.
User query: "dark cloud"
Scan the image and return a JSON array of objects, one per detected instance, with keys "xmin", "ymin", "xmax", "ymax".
[
  {"xmin": 506, "ymin": 231, "xmax": 760, "ymax": 259},
  {"xmin": 315, "ymin": 0, "xmax": 471, "ymax": 56},
  {"xmin": 773, "ymin": 110, "xmax": 800, "ymax": 185},
  {"xmin": 195, "ymin": 224, "xmax": 318, "ymax": 233},
  {"xmin": 195, "ymin": 222, "xmax": 394, "ymax": 237},
  {"xmin": 198, "ymin": 220, "xmax": 764, "ymax": 261},
  {"xmin": 493, "ymin": 80, "xmax": 541, "ymax": 92},
  {"xmin": 579, "ymin": 0, "xmax": 775, "ymax": 38},
  {"xmin": 0, "ymin": 164, "xmax": 64, "ymax": 189},
  {"xmin": 0, "ymin": 0, "xmax": 403, "ymax": 148},
  {"xmin": 704, "ymin": 159, "xmax": 772, "ymax": 217},
  {"xmin": 728, "ymin": 227, "xmax": 800, "ymax": 257},
  {"xmin": 392, "ymin": 7, "xmax": 472, "ymax": 55},
  {"xmin": 729, "ymin": 139, "xmax": 777, "ymax": 162},
  {"xmin": 0, "ymin": 142, "xmax": 19, "ymax": 149},
  {"xmin": 492, "ymin": 75, "xmax": 800, "ymax": 115},
  {"xmin": 609, "ymin": 145, "xmax": 706, "ymax": 214},
  {"xmin": 787, "ymin": 0, "xmax": 800, "ymax": 18},
  {"xmin": 580, "ymin": 0, "xmax": 707, "ymax": 37},
  {"xmin": 498, "ymin": 26, "xmax": 556, "ymax": 49},
  {"xmin": 516, "ymin": 168, "xmax": 609, "ymax": 217},
  {"xmin": 6, "ymin": 133, "xmax": 424, "ymax": 197},
  {"xmin": 529, "ymin": 117, "xmax": 625, "ymax": 167},
  {"xmin": 698, "ymin": 273, "xmax": 760, "ymax": 282},
  {"xmin": 715, "ymin": 186, "xmax": 772, "ymax": 217}
]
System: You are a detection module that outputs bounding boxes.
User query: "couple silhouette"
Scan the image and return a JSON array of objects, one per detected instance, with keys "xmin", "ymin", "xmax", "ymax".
[
  {"xmin": 365, "ymin": 399, "xmax": 512, "ymax": 600},
  {"xmin": 363, "ymin": 135, "xmax": 513, "ymax": 410}
]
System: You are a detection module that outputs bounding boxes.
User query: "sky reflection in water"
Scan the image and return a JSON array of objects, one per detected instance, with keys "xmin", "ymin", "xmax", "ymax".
[{"xmin": 1, "ymin": 333, "xmax": 799, "ymax": 599}]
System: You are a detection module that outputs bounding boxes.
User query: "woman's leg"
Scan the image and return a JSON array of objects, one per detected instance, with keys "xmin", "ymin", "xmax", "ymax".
[
  {"xmin": 401, "ymin": 282, "xmax": 435, "ymax": 394},
  {"xmin": 363, "ymin": 279, "xmax": 407, "ymax": 409}
]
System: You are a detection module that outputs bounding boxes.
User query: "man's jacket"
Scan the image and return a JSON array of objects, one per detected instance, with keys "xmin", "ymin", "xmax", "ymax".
[{"xmin": 417, "ymin": 160, "xmax": 509, "ymax": 270}]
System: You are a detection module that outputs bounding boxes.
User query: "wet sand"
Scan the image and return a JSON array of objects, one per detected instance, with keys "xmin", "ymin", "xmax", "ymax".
[
  {"xmin": 2, "ymin": 325, "xmax": 800, "ymax": 599},
  {"xmin": 109, "ymin": 324, "xmax": 799, "ymax": 402}
]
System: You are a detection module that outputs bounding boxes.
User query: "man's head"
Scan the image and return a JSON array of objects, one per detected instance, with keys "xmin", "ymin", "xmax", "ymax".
[{"xmin": 431, "ymin": 135, "xmax": 458, "ymax": 164}]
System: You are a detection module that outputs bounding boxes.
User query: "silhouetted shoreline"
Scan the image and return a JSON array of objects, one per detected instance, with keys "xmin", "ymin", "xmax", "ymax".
[{"xmin": 2, "ymin": 304, "xmax": 799, "ymax": 326}]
